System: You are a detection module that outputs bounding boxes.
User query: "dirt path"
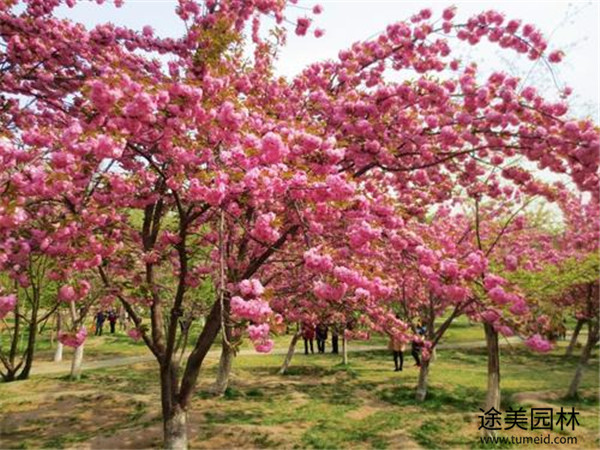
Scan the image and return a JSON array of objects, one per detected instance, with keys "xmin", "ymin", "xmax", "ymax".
[{"xmin": 30, "ymin": 336, "xmax": 523, "ymax": 376}]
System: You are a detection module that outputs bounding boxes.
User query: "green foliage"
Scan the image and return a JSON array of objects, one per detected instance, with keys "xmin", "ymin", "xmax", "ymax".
[{"xmin": 507, "ymin": 253, "xmax": 599, "ymax": 304}]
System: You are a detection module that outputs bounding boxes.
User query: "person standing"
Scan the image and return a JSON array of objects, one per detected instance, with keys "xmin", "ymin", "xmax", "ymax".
[
  {"xmin": 316, "ymin": 323, "xmax": 328, "ymax": 354},
  {"xmin": 411, "ymin": 323, "xmax": 427, "ymax": 366},
  {"xmin": 388, "ymin": 335, "xmax": 406, "ymax": 371},
  {"xmin": 94, "ymin": 310, "xmax": 106, "ymax": 336},
  {"xmin": 108, "ymin": 310, "xmax": 117, "ymax": 334},
  {"xmin": 302, "ymin": 323, "xmax": 315, "ymax": 355},
  {"xmin": 331, "ymin": 326, "xmax": 339, "ymax": 354}
]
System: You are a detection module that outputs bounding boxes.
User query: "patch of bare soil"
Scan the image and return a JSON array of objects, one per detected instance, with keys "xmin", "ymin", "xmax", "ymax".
[
  {"xmin": 81, "ymin": 419, "xmax": 163, "ymax": 450},
  {"xmin": 383, "ymin": 429, "xmax": 422, "ymax": 449},
  {"xmin": 0, "ymin": 375, "xmax": 158, "ymax": 449},
  {"xmin": 512, "ymin": 390, "xmax": 560, "ymax": 408}
]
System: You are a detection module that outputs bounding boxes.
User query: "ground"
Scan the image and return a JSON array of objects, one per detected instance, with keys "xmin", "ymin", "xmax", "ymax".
[{"xmin": 0, "ymin": 318, "xmax": 598, "ymax": 449}]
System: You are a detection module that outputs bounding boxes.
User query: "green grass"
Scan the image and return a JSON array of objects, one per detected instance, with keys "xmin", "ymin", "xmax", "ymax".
[{"xmin": 1, "ymin": 320, "xmax": 598, "ymax": 449}]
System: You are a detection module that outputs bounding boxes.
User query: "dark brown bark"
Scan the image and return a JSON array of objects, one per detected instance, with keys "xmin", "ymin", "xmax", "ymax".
[
  {"xmin": 211, "ymin": 297, "xmax": 234, "ymax": 396},
  {"xmin": 567, "ymin": 320, "xmax": 599, "ymax": 398},
  {"xmin": 566, "ymin": 319, "xmax": 585, "ymax": 357},
  {"xmin": 9, "ymin": 299, "xmax": 20, "ymax": 364},
  {"xmin": 145, "ymin": 214, "xmax": 297, "ymax": 448},
  {"xmin": 17, "ymin": 297, "xmax": 40, "ymax": 380},
  {"xmin": 178, "ymin": 299, "xmax": 223, "ymax": 407}
]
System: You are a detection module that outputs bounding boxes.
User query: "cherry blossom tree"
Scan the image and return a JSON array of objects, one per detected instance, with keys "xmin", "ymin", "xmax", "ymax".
[{"xmin": 1, "ymin": 1, "xmax": 598, "ymax": 449}]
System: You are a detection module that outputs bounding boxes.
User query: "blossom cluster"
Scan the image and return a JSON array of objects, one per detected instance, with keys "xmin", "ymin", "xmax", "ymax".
[{"xmin": 58, "ymin": 327, "xmax": 88, "ymax": 348}]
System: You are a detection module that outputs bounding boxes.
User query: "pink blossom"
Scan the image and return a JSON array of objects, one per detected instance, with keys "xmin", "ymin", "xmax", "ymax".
[
  {"xmin": 58, "ymin": 285, "xmax": 77, "ymax": 303},
  {"xmin": 525, "ymin": 334, "xmax": 553, "ymax": 352},
  {"xmin": 325, "ymin": 174, "xmax": 354, "ymax": 201},
  {"xmin": 128, "ymin": 328, "xmax": 142, "ymax": 341},
  {"xmin": 548, "ymin": 50, "xmax": 563, "ymax": 63},
  {"xmin": 254, "ymin": 338, "xmax": 274, "ymax": 353},
  {"xmin": 295, "ymin": 17, "xmax": 312, "ymax": 36},
  {"xmin": 239, "ymin": 279, "xmax": 265, "ymax": 298},
  {"xmin": 303, "ymin": 247, "xmax": 334, "ymax": 273},
  {"xmin": 419, "ymin": 264, "xmax": 435, "ymax": 279},
  {"xmin": 58, "ymin": 327, "xmax": 87, "ymax": 348},
  {"xmin": 349, "ymin": 222, "xmax": 380, "ymax": 248},
  {"xmin": 488, "ymin": 286, "xmax": 510, "ymax": 304},
  {"xmin": 442, "ymin": 7, "xmax": 456, "ymax": 21},
  {"xmin": 483, "ymin": 274, "xmax": 506, "ymax": 290},
  {"xmin": 231, "ymin": 296, "xmax": 272, "ymax": 322},
  {"xmin": 247, "ymin": 323, "xmax": 270, "ymax": 341},
  {"xmin": 439, "ymin": 259, "xmax": 459, "ymax": 279},
  {"xmin": 313, "ymin": 281, "xmax": 347, "ymax": 302},
  {"xmin": 260, "ymin": 132, "xmax": 288, "ymax": 164},
  {"xmin": 495, "ymin": 325, "xmax": 515, "ymax": 337},
  {"xmin": 252, "ymin": 213, "xmax": 280, "ymax": 243},
  {"xmin": 509, "ymin": 300, "xmax": 529, "ymax": 315},
  {"xmin": 333, "ymin": 266, "xmax": 364, "ymax": 287},
  {"xmin": 416, "ymin": 246, "xmax": 437, "ymax": 266},
  {"xmin": 445, "ymin": 285, "xmax": 468, "ymax": 303},
  {"xmin": 481, "ymin": 309, "xmax": 501, "ymax": 323},
  {"xmin": 504, "ymin": 255, "xmax": 518, "ymax": 271},
  {"xmin": 0, "ymin": 294, "xmax": 16, "ymax": 319}
]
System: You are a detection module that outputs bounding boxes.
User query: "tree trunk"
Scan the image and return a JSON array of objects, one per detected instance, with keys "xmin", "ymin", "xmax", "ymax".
[
  {"xmin": 54, "ymin": 342, "xmax": 64, "ymax": 363},
  {"xmin": 2, "ymin": 301, "xmax": 20, "ymax": 382},
  {"xmin": 54, "ymin": 312, "xmax": 63, "ymax": 362},
  {"xmin": 567, "ymin": 321, "xmax": 599, "ymax": 398},
  {"xmin": 279, "ymin": 331, "xmax": 301, "ymax": 375},
  {"xmin": 565, "ymin": 319, "xmax": 585, "ymax": 357},
  {"xmin": 177, "ymin": 322, "xmax": 191, "ymax": 367},
  {"xmin": 17, "ymin": 301, "xmax": 39, "ymax": 380},
  {"xmin": 210, "ymin": 339, "xmax": 234, "ymax": 395},
  {"xmin": 342, "ymin": 334, "xmax": 348, "ymax": 365},
  {"xmin": 415, "ymin": 358, "xmax": 430, "ymax": 401},
  {"xmin": 160, "ymin": 359, "xmax": 188, "ymax": 450},
  {"xmin": 2, "ymin": 368, "xmax": 17, "ymax": 382},
  {"xmin": 209, "ymin": 293, "xmax": 233, "ymax": 396},
  {"xmin": 70, "ymin": 344, "xmax": 84, "ymax": 381},
  {"xmin": 430, "ymin": 347, "xmax": 437, "ymax": 362},
  {"xmin": 164, "ymin": 404, "xmax": 188, "ymax": 450},
  {"xmin": 484, "ymin": 323, "xmax": 501, "ymax": 411}
]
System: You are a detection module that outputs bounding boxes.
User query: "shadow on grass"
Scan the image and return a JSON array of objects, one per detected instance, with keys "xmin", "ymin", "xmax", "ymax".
[{"xmin": 378, "ymin": 385, "xmax": 483, "ymax": 412}]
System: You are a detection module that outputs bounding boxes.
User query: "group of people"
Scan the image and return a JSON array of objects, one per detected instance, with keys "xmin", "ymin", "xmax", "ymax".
[
  {"xmin": 93, "ymin": 310, "xmax": 118, "ymax": 336},
  {"xmin": 302, "ymin": 323, "xmax": 341, "ymax": 355},
  {"xmin": 388, "ymin": 324, "xmax": 427, "ymax": 371}
]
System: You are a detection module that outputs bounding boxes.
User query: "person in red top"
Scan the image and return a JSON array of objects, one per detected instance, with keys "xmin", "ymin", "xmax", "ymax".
[
  {"xmin": 107, "ymin": 310, "xmax": 118, "ymax": 334},
  {"xmin": 302, "ymin": 323, "xmax": 315, "ymax": 355}
]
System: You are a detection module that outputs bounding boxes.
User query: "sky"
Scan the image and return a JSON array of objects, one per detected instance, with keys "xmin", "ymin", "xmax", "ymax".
[{"xmin": 56, "ymin": 0, "xmax": 599, "ymax": 122}]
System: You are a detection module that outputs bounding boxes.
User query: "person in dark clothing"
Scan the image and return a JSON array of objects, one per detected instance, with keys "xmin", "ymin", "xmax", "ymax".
[
  {"xmin": 95, "ymin": 311, "xmax": 106, "ymax": 336},
  {"xmin": 108, "ymin": 310, "xmax": 117, "ymax": 334},
  {"xmin": 411, "ymin": 340, "xmax": 422, "ymax": 366},
  {"xmin": 316, "ymin": 323, "xmax": 328, "ymax": 353},
  {"xmin": 302, "ymin": 323, "xmax": 315, "ymax": 355},
  {"xmin": 331, "ymin": 327, "xmax": 339, "ymax": 354},
  {"xmin": 411, "ymin": 324, "xmax": 427, "ymax": 366}
]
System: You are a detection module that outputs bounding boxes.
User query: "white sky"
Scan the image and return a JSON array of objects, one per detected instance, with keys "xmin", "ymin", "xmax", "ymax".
[{"xmin": 57, "ymin": 0, "xmax": 598, "ymax": 121}]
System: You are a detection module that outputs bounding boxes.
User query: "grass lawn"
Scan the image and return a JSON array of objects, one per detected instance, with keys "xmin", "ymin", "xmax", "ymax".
[{"xmin": 0, "ymin": 323, "xmax": 598, "ymax": 449}]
